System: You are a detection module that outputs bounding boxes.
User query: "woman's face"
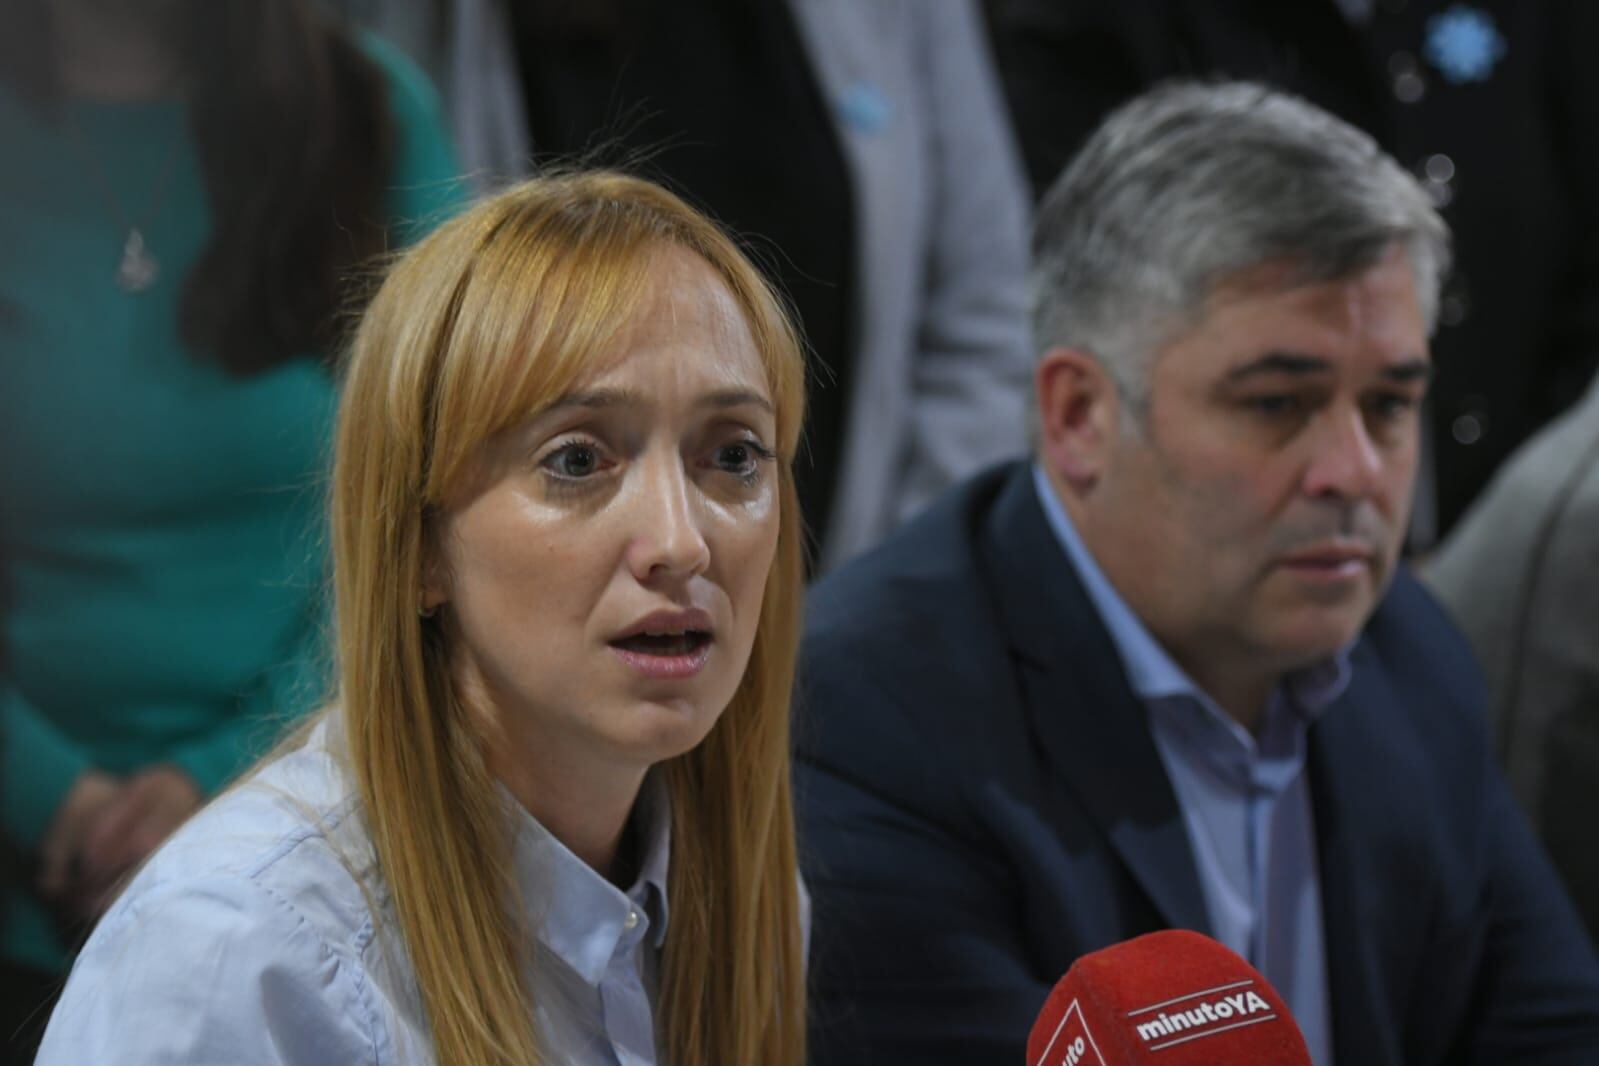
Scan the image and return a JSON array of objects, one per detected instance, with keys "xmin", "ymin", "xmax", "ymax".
[{"xmin": 427, "ymin": 247, "xmax": 782, "ymax": 784}]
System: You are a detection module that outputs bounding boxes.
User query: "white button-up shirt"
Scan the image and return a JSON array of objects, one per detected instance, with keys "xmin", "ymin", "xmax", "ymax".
[{"xmin": 36, "ymin": 718, "xmax": 679, "ymax": 1065}]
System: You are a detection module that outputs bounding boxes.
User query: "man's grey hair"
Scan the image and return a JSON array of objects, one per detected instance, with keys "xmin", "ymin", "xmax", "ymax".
[{"xmin": 1032, "ymin": 80, "xmax": 1451, "ymax": 406}]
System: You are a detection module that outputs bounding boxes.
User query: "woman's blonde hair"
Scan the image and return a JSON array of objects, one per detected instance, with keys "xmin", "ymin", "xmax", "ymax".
[{"xmin": 330, "ymin": 172, "xmax": 807, "ymax": 1065}]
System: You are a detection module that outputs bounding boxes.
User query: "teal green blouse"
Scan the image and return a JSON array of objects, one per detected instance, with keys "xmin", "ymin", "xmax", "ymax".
[{"xmin": 0, "ymin": 36, "xmax": 463, "ymax": 971}]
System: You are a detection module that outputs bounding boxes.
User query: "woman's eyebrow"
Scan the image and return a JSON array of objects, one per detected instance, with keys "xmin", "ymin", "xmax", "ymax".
[
  {"xmin": 546, "ymin": 388, "xmax": 770, "ymax": 412},
  {"xmin": 547, "ymin": 386, "xmax": 644, "ymax": 411},
  {"xmin": 545, "ymin": 387, "xmax": 772, "ymax": 413},
  {"xmin": 697, "ymin": 388, "xmax": 773, "ymax": 413}
]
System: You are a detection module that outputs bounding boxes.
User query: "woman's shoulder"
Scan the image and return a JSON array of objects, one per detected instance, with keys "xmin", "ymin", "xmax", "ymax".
[
  {"xmin": 36, "ymin": 733, "xmax": 396, "ymax": 1063},
  {"xmin": 138, "ymin": 727, "xmax": 378, "ymax": 941}
]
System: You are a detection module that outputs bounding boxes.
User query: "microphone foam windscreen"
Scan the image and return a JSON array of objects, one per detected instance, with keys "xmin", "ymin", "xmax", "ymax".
[{"xmin": 1027, "ymin": 930, "xmax": 1311, "ymax": 1065}]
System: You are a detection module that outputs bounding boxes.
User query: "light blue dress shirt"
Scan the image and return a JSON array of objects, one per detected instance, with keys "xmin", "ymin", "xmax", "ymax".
[
  {"xmin": 36, "ymin": 717, "xmax": 676, "ymax": 1065},
  {"xmin": 1032, "ymin": 465, "xmax": 1350, "ymax": 1066}
]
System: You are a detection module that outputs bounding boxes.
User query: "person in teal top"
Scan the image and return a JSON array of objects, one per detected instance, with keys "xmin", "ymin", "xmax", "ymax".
[{"xmin": 0, "ymin": 0, "xmax": 462, "ymax": 1053}]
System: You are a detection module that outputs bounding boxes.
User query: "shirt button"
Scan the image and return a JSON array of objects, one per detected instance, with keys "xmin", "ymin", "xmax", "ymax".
[{"xmin": 624, "ymin": 908, "xmax": 640, "ymax": 931}]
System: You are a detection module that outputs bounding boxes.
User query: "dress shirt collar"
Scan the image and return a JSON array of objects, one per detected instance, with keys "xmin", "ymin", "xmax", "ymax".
[
  {"xmin": 508, "ymin": 771, "xmax": 672, "ymax": 987},
  {"xmin": 1029, "ymin": 463, "xmax": 1351, "ymax": 734}
]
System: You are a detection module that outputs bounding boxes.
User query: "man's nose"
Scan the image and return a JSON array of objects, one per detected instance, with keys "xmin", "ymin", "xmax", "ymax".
[
  {"xmin": 624, "ymin": 453, "xmax": 712, "ymax": 582},
  {"xmin": 1301, "ymin": 404, "xmax": 1385, "ymax": 502}
]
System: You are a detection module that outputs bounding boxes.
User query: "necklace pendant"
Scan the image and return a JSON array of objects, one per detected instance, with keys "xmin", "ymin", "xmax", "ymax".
[{"xmin": 116, "ymin": 229, "xmax": 159, "ymax": 293}]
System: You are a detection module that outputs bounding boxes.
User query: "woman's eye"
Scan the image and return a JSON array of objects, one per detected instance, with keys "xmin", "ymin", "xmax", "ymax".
[
  {"xmin": 711, "ymin": 439, "xmax": 775, "ymax": 481},
  {"xmin": 717, "ymin": 442, "xmax": 755, "ymax": 473},
  {"xmin": 542, "ymin": 442, "xmax": 604, "ymax": 479}
]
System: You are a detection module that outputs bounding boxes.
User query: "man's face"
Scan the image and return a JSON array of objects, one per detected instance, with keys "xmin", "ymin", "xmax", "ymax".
[{"xmin": 1086, "ymin": 245, "xmax": 1431, "ymax": 678}]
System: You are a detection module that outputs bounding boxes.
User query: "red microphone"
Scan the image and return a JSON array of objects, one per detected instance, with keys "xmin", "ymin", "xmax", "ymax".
[{"xmin": 1027, "ymin": 930, "xmax": 1311, "ymax": 1065}]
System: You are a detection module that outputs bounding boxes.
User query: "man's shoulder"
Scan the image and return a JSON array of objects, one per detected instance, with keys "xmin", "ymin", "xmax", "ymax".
[
  {"xmin": 805, "ymin": 463, "xmax": 1019, "ymax": 683},
  {"xmin": 1334, "ymin": 568, "xmax": 1494, "ymax": 786},
  {"xmin": 795, "ymin": 463, "xmax": 1048, "ymax": 822},
  {"xmin": 1362, "ymin": 567, "xmax": 1486, "ymax": 700}
]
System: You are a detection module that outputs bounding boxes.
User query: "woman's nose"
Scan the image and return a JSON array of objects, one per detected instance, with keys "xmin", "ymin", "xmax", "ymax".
[{"xmin": 623, "ymin": 454, "xmax": 712, "ymax": 582}]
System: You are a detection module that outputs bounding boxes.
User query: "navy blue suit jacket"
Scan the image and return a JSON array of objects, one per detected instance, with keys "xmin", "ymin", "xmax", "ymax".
[{"xmin": 796, "ymin": 462, "xmax": 1599, "ymax": 1065}]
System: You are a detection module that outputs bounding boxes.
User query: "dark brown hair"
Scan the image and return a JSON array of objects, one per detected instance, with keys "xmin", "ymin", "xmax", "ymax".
[{"xmin": 0, "ymin": 0, "xmax": 396, "ymax": 375}]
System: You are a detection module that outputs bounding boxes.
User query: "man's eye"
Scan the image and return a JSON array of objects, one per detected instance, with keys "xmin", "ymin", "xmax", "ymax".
[
  {"xmin": 1368, "ymin": 394, "xmax": 1419, "ymax": 420},
  {"xmin": 542, "ymin": 442, "xmax": 603, "ymax": 479},
  {"xmin": 1247, "ymin": 395, "xmax": 1303, "ymax": 416}
]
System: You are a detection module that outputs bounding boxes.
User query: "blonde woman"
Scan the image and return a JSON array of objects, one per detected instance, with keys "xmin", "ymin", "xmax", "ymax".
[{"xmin": 35, "ymin": 172, "xmax": 809, "ymax": 1066}]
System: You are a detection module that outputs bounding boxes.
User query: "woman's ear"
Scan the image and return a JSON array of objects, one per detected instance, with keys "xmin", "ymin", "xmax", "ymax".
[
  {"xmin": 419, "ymin": 515, "xmax": 450, "ymax": 618},
  {"xmin": 1034, "ymin": 347, "xmax": 1120, "ymax": 492}
]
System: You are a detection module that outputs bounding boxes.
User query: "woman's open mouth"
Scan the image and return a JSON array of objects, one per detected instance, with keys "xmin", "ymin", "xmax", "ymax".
[
  {"xmin": 608, "ymin": 613, "xmax": 715, "ymax": 679},
  {"xmin": 611, "ymin": 630, "xmax": 712, "ymax": 656}
]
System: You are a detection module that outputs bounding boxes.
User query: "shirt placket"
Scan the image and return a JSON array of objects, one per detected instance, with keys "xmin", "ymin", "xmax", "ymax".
[
  {"xmin": 601, "ymin": 904, "xmax": 656, "ymax": 1066},
  {"xmin": 1247, "ymin": 703, "xmax": 1313, "ymax": 985},
  {"xmin": 1181, "ymin": 694, "xmax": 1293, "ymax": 972},
  {"xmin": 1245, "ymin": 778, "xmax": 1273, "ymax": 968}
]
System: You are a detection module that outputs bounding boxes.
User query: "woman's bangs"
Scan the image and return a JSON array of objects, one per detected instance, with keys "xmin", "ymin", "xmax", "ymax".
[{"xmin": 424, "ymin": 217, "xmax": 658, "ymax": 498}]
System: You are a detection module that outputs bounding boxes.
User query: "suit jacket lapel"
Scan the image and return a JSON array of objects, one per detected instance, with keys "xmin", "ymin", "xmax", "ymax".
[
  {"xmin": 1310, "ymin": 642, "xmax": 1411, "ymax": 1066},
  {"xmin": 978, "ymin": 466, "xmax": 1211, "ymax": 934}
]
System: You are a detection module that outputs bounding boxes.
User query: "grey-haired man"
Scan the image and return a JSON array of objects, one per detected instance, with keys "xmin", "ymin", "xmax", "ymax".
[{"xmin": 797, "ymin": 82, "xmax": 1599, "ymax": 1066}]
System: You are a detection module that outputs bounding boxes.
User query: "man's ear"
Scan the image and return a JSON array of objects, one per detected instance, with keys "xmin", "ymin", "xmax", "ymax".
[{"xmin": 1035, "ymin": 347, "xmax": 1119, "ymax": 490}]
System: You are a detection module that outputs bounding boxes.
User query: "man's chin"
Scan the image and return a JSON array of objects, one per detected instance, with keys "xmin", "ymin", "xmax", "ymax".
[{"xmin": 1263, "ymin": 607, "xmax": 1370, "ymax": 667}]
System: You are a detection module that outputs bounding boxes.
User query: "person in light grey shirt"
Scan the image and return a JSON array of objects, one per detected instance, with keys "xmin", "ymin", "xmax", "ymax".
[
  {"xmin": 37, "ymin": 171, "xmax": 811, "ymax": 1066},
  {"xmin": 1426, "ymin": 375, "xmax": 1599, "ymax": 940},
  {"xmin": 330, "ymin": 0, "xmax": 1034, "ymax": 570}
]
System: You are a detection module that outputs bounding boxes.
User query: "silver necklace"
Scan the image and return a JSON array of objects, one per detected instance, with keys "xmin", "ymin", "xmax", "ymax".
[{"xmin": 63, "ymin": 114, "xmax": 181, "ymax": 294}]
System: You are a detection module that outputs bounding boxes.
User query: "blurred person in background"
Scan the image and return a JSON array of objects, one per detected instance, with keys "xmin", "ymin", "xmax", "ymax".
[
  {"xmin": 984, "ymin": 0, "xmax": 1599, "ymax": 546},
  {"xmin": 1426, "ymin": 375, "xmax": 1599, "ymax": 941},
  {"xmin": 335, "ymin": 0, "xmax": 1035, "ymax": 569},
  {"xmin": 37, "ymin": 171, "xmax": 809, "ymax": 1066},
  {"xmin": 0, "ymin": 0, "xmax": 459, "ymax": 1058}
]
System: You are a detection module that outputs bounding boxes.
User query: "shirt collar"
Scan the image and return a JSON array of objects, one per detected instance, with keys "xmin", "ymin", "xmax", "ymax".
[
  {"xmin": 634, "ymin": 774, "xmax": 672, "ymax": 948},
  {"xmin": 1029, "ymin": 463, "xmax": 1351, "ymax": 724},
  {"xmin": 508, "ymin": 771, "xmax": 672, "ymax": 987}
]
